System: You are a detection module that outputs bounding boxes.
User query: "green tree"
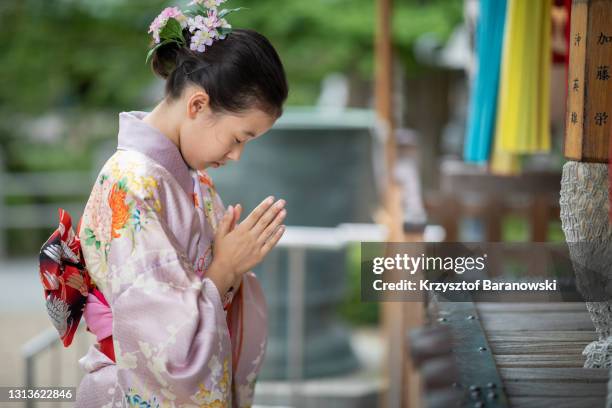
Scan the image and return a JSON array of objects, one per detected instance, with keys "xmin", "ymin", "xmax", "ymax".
[{"xmin": 0, "ymin": 0, "xmax": 462, "ymax": 112}]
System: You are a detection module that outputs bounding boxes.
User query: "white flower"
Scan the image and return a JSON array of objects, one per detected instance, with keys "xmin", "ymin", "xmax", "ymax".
[
  {"xmin": 190, "ymin": 28, "xmax": 215, "ymax": 53},
  {"xmin": 189, "ymin": 0, "xmax": 226, "ymax": 8}
]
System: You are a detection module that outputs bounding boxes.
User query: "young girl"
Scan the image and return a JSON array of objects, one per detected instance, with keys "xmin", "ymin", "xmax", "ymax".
[{"xmin": 38, "ymin": 1, "xmax": 288, "ymax": 406}]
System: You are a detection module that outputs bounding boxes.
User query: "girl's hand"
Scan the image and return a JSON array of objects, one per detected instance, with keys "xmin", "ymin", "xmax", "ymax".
[
  {"xmin": 226, "ymin": 203, "xmax": 243, "ymax": 293},
  {"xmin": 207, "ymin": 196, "xmax": 286, "ymax": 295}
]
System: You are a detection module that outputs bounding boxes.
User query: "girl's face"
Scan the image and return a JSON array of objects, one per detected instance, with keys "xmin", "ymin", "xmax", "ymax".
[{"xmin": 178, "ymin": 87, "xmax": 277, "ymax": 171}]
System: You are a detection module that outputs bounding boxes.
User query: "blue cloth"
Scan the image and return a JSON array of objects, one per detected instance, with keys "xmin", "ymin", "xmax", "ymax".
[{"xmin": 463, "ymin": 0, "xmax": 507, "ymax": 163}]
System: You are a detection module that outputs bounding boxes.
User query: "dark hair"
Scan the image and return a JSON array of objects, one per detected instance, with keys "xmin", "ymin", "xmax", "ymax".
[{"xmin": 151, "ymin": 29, "xmax": 288, "ymax": 118}]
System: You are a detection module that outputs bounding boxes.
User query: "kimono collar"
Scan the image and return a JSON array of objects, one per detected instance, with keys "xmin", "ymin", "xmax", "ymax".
[{"xmin": 117, "ymin": 111, "xmax": 193, "ymax": 197}]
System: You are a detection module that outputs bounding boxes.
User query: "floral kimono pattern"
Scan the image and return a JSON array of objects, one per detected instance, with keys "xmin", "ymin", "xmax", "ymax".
[{"xmin": 74, "ymin": 111, "xmax": 267, "ymax": 408}]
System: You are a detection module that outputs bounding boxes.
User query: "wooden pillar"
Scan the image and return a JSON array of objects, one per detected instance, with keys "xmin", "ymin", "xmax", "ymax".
[
  {"xmin": 530, "ymin": 195, "xmax": 550, "ymax": 242},
  {"xmin": 564, "ymin": 0, "xmax": 612, "ymax": 162},
  {"xmin": 376, "ymin": 0, "xmax": 396, "ymax": 181},
  {"xmin": 484, "ymin": 198, "xmax": 503, "ymax": 242},
  {"xmin": 375, "ymin": 0, "xmax": 424, "ymax": 407}
]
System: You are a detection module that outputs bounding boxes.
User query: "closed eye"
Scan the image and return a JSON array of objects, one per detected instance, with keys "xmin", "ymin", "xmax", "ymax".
[{"xmin": 235, "ymin": 138, "xmax": 242, "ymax": 144}]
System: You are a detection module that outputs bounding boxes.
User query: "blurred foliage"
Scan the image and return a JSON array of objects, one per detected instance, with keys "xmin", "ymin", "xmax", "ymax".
[
  {"xmin": 6, "ymin": 142, "xmax": 93, "ymax": 171},
  {"xmin": 0, "ymin": 0, "xmax": 167, "ymax": 114},
  {"xmin": 547, "ymin": 221, "xmax": 565, "ymax": 242},
  {"xmin": 339, "ymin": 243, "xmax": 379, "ymax": 326},
  {"xmin": 502, "ymin": 216, "xmax": 565, "ymax": 243},
  {"xmin": 502, "ymin": 215, "xmax": 529, "ymax": 242},
  {"xmin": 0, "ymin": 0, "xmax": 463, "ymax": 112}
]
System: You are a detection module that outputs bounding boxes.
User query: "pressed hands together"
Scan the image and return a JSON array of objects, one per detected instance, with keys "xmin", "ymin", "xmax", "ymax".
[{"xmin": 207, "ymin": 196, "xmax": 287, "ymax": 297}]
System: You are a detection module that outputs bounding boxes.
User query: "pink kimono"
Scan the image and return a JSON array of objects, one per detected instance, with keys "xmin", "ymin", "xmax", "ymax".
[{"xmin": 75, "ymin": 111, "xmax": 268, "ymax": 407}]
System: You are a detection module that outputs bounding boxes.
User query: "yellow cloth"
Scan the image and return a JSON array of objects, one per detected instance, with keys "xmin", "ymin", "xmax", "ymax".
[{"xmin": 491, "ymin": 0, "xmax": 551, "ymax": 174}]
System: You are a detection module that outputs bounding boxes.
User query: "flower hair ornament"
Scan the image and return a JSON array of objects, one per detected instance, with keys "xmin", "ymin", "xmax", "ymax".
[{"xmin": 146, "ymin": 0, "xmax": 243, "ymax": 62}]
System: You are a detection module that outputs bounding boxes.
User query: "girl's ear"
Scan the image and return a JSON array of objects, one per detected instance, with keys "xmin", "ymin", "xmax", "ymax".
[{"xmin": 187, "ymin": 90, "xmax": 211, "ymax": 118}]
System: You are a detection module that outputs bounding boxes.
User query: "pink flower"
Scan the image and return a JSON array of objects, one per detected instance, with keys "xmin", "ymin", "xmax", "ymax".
[
  {"xmin": 190, "ymin": 28, "xmax": 215, "ymax": 53},
  {"xmin": 148, "ymin": 7, "xmax": 187, "ymax": 44},
  {"xmin": 188, "ymin": 15, "xmax": 207, "ymax": 33},
  {"xmin": 204, "ymin": 9, "xmax": 221, "ymax": 29},
  {"xmin": 203, "ymin": 10, "xmax": 231, "ymax": 39},
  {"xmin": 187, "ymin": 10, "xmax": 231, "ymax": 44}
]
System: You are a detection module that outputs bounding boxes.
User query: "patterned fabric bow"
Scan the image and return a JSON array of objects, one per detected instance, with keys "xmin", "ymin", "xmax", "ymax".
[{"xmin": 38, "ymin": 208, "xmax": 93, "ymax": 347}]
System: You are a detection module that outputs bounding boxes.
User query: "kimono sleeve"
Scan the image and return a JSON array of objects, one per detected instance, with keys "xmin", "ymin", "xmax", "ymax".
[
  {"xmin": 202, "ymin": 174, "xmax": 269, "ymax": 407},
  {"xmin": 81, "ymin": 174, "xmax": 234, "ymax": 406},
  {"xmin": 198, "ymin": 171, "xmax": 240, "ymax": 305}
]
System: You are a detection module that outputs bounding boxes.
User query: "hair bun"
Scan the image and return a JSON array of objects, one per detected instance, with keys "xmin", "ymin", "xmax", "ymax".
[{"xmin": 150, "ymin": 41, "xmax": 182, "ymax": 79}]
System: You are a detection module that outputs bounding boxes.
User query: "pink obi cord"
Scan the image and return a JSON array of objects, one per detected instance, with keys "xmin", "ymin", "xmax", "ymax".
[{"xmin": 83, "ymin": 288, "xmax": 113, "ymax": 342}]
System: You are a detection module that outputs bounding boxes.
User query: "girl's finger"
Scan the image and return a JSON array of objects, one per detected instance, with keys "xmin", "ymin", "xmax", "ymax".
[
  {"xmin": 261, "ymin": 224, "xmax": 286, "ymax": 255},
  {"xmin": 257, "ymin": 208, "xmax": 286, "ymax": 245},
  {"xmin": 217, "ymin": 205, "xmax": 234, "ymax": 237},
  {"xmin": 230, "ymin": 204, "xmax": 242, "ymax": 230},
  {"xmin": 252, "ymin": 199, "xmax": 285, "ymax": 236},
  {"xmin": 241, "ymin": 196, "xmax": 275, "ymax": 230}
]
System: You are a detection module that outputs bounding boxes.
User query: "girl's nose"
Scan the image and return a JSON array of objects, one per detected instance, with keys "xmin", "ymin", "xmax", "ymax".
[{"xmin": 226, "ymin": 143, "xmax": 245, "ymax": 161}]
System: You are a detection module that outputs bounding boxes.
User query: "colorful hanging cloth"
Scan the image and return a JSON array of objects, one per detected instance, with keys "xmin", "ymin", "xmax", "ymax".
[
  {"xmin": 463, "ymin": 0, "xmax": 508, "ymax": 163},
  {"xmin": 494, "ymin": 0, "xmax": 552, "ymax": 156}
]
